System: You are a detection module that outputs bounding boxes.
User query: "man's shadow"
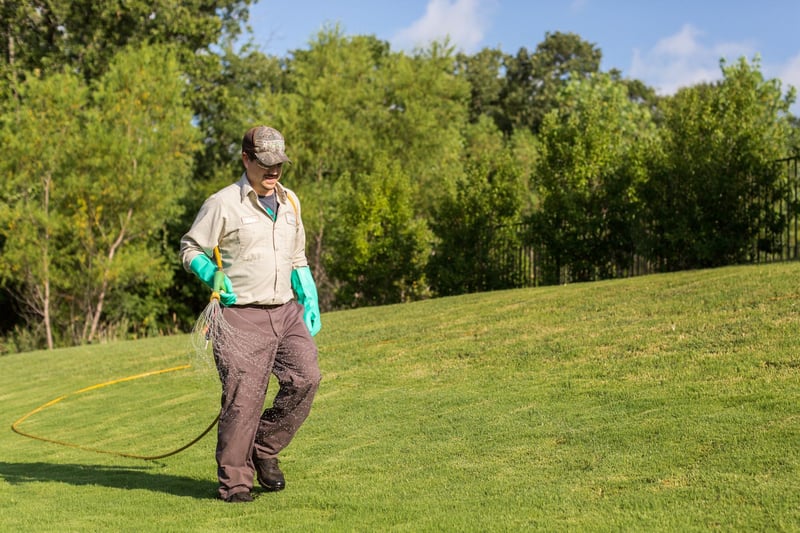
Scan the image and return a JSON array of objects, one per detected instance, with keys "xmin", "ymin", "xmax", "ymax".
[{"xmin": 0, "ymin": 461, "xmax": 218, "ymax": 499}]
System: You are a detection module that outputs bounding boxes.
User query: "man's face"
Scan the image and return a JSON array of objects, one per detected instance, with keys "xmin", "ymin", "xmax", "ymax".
[{"xmin": 243, "ymin": 153, "xmax": 283, "ymax": 196}]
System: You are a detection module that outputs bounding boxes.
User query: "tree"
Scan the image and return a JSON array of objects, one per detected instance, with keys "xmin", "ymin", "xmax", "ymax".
[
  {"xmin": 428, "ymin": 116, "xmax": 529, "ymax": 295},
  {"xmin": 188, "ymin": 44, "xmax": 286, "ymax": 190},
  {"xmin": 499, "ymin": 32, "xmax": 602, "ymax": 135},
  {"xmin": 455, "ymin": 47, "xmax": 507, "ymax": 124},
  {"xmin": 0, "ymin": 0, "xmax": 252, "ymax": 82},
  {"xmin": 326, "ymin": 156, "xmax": 433, "ymax": 307},
  {"xmin": 532, "ymin": 73, "xmax": 657, "ymax": 283},
  {"xmin": 642, "ymin": 57, "xmax": 795, "ymax": 269},
  {"xmin": 68, "ymin": 44, "xmax": 199, "ymax": 343},
  {"xmin": 0, "ymin": 1, "xmax": 268, "ymax": 344},
  {"xmin": 609, "ymin": 69, "xmax": 662, "ymax": 116},
  {"xmin": 375, "ymin": 41, "xmax": 472, "ymax": 218},
  {"xmin": 0, "ymin": 71, "xmax": 85, "ymax": 349},
  {"xmin": 247, "ymin": 28, "xmax": 394, "ymax": 307},
  {"xmin": 790, "ymin": 115, "xmax": 800, "ymax": 155},
  {"xmin": 251, "ymin": 29, "xmax": 472, "ymax": 309},
  {"xmin": 0, "ymin": 44, "xmax": 199, "ymax": 349},
  {"xmin": 0, "ymin": 1, "xmax": 259, "ymax": 210}
]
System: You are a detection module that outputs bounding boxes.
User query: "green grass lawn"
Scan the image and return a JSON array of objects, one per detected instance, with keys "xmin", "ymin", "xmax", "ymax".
[{"xmin": 1, "ymin": 263, "xmax": 799, "ymax": 531}]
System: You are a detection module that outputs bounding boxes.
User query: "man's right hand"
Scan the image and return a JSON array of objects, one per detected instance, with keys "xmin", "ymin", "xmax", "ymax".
[{"xmin": 190, "ymin": 254, "xmax": 237, "ymax": 306}]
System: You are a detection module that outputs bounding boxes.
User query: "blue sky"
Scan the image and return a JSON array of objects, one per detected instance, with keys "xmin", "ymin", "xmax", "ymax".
[{"xmin": 246, "ymin": 0, "xmax": 800, "ymax": 114}]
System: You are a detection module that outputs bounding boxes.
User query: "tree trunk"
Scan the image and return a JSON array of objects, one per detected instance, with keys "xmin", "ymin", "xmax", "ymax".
[
  {"xmin": 43, "ymin": 175, "xmax": 54, "ymax": 349},
  {"xmin": 87, "ymin": 207, "xmax": 132, "ymax": 343}
]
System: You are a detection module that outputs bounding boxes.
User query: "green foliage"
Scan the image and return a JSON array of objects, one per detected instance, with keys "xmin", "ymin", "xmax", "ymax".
[
  {"xmin": 0, "ymin": 9, "xmax": 798, "ymax": 348},
  {"xmin": 246, "ymin": 28, "xmax": 396, "ymax": 303},
  {"xmin": 0, "ymin": 69, "xmax": 86, "ymax": 349},
  {"xmin": 790, "ymin": 115, "xmax": 800, "ymax": 155},
  {"xmin": 249, "ymin": 29, "xmax": 471, "ymax": 305},
  {"xmin": 642, "ymin": 57, "xmax": 794, "ymax": 270},
  {"xmin": 533, "ymin": 73, "xmax": 657, "ymax": 282},
  {"xmin": 326, "ymin": 157, "xmax": 433, "ymax": 307},
  {"xmin": 189, "ymin": 45, "xmax": 286, "ymax": 188},
  {"xmin": 269, "ymin": 28, "xmax": 470, "ymax": 202},
  {"xmin": 455, "ymin": 47, "xmax": 507, "ymax": 124},
  {"xmin": 0, "ymin": 0, "xmax": 251, "ymax": 81},
  {"xmin": 0, "ymin": 44, "xmax": 199, "ymax": 349},
  {"xmin": 70, "ymin": 44, "xmax": 199, "ymax": 343},
  {"xmin": 429, "ymin": 117, "xmax": 529, "ymax": 295},
  {"xmin": 499, "ymin": 32, "xmax": 602, "ymax": 134},
  {"xmin": 274, "ymin": 28, "xmax": 389, "ymax": 187},
  {"xmin": 379, "ymin": 41, "xmax": 470, "ymax": 206}
]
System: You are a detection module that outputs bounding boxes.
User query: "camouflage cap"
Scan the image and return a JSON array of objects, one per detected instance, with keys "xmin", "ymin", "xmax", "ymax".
[{"xmin": 242, "ymin": 126, "xmax": 291, "ymax": 167}]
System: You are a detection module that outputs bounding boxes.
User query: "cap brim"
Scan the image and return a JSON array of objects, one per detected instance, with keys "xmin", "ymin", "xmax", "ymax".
[{"xmin": 255, "ymin": 152, "xmax": 291, "ymax": 167}]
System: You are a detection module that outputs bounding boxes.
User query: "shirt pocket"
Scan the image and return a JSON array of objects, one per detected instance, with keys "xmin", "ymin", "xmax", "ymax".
[
  {"xmin": 274, "ymin": 219, "xmax": 298, "ymax": 260},
  {"xmin": 235, "ymin": 220, "xmax": 271, "ymax": 261}
]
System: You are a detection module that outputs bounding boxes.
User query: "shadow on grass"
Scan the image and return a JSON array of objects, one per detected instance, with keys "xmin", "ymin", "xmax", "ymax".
[{"xmin": 0, "ymin": 461, "xmax": 218, "ymax": 500}]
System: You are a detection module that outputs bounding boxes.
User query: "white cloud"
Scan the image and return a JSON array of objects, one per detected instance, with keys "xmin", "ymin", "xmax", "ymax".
[
  {"xmin": 630, "ymin": 23, "xmax": 755, "ymax": 96},
  {"xmin": 569, "ymin": 0, "xmax": 589, "ymax": 13},
  {"xmin": 652, "ymin": 24, "xmax": 704, "ymax": 57},
  {"xmin": 773, "ymin": 52, "xmax": 800, "ymax": 115},
  {"xmin": 778, "ymin": 52, "xmax": 800, "ymax": 91},
  {"xmin": 391, "ymin": 0, "xmax": 495, "ymax": 53}
]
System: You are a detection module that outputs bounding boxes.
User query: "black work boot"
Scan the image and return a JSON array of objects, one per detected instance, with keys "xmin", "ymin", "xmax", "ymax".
[
  {"xmin": 223, "ymin": 491, "xmax": 253, "ymax": 503},
  {"xmin": 254, "ymin": 457, "xmax": 286, "ymax": 492}
]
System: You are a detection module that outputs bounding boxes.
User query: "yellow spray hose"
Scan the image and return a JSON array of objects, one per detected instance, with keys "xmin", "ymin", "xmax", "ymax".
[
  {"xmin": 11, "ymin": 365, "xmax": 220, "ymax": 461},
  {"xmin": 11, "ymin": 246, "xmax": 231, "ymax": 461},
  {"xmin": 12, "ymin": 247, "xmax": 229, "ymax": 459}
]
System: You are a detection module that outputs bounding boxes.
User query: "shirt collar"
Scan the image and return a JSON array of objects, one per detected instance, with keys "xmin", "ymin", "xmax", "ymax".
[{"xmin": 238, "ymin": 173, "xmax": 288, "ymax": 204}]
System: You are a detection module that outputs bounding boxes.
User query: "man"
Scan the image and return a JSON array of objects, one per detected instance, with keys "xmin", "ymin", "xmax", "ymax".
[{"xmin": 180, "ymin": 125, "xmax": 322, "ymax": 503}]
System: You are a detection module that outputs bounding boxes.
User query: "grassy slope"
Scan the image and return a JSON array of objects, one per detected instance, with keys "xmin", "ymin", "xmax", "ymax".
[{"xmin": 1, "ymin": 262, "xmax": 799, "ymax": 532}]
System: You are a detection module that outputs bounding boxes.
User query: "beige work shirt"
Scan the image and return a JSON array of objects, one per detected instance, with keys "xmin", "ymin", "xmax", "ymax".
[{"xmin": 180, "ymin": 174, "xmax": 308, "ymax": 306}]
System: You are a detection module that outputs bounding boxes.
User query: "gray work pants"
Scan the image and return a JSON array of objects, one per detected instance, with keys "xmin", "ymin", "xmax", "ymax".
[{"xmin": 212, "ymin": 302, "xmax": 320, "ymax": 499}]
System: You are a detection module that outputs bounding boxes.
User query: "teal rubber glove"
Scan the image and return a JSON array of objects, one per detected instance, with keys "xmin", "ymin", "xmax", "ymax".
[
  {"xmin": 189, "ymin": 254, "xmax": 237, "ymax": 306},
  {"xmin": 291, "ymin": 266, "xmax": 321, "ymax": 336}
]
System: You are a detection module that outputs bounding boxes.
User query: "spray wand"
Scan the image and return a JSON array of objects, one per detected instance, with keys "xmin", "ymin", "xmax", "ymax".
[{"xmin": 205, "ymin": 246, "xmax": 225, "ymax": 347}]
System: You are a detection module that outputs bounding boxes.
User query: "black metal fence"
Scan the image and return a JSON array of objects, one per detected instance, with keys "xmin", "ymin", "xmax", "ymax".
[
  {"xmin": 488, "ymin": 155, "xmax": 800, "ymax": 288},
  {"xmin": 754, "ymin": 155, "xmax": 800, "ymax": 263}
]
